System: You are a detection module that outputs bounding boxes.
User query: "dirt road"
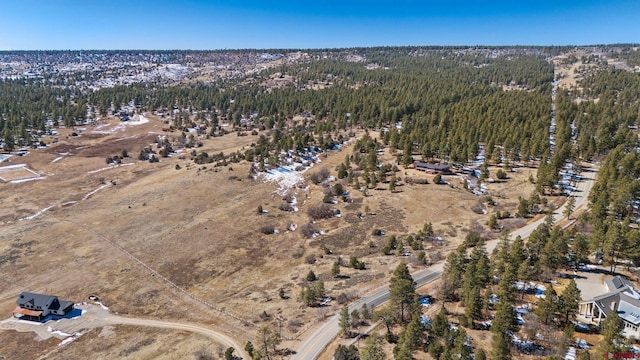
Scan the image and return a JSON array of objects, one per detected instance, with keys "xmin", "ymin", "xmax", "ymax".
[
  {"xmin": 0, "ymin": 303, "xmax": 248, "ymax": 359},
  {"xmin": 102, "ymin": 315, "xmax": 247, "ymax": 358}
]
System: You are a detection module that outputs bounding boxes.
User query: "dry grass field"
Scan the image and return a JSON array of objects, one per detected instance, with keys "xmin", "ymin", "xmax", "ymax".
[{"xmin": 0, "ymin": 114, "xmax": 540, "ymax": 358}]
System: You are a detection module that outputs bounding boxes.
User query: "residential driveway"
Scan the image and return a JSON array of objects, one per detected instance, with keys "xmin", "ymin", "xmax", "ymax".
[
  {"xmin": 0, "ymin": 303, "xmax": 248, "ymax": 359},
  {"xmin": 573, "ymin": 270, "xmax": 607, "ymax": 300}
]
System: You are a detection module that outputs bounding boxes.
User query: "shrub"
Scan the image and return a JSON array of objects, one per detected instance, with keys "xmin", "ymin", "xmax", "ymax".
[
  {"xmin": 470, "ymin": 202, "xmax": 486, "ymax": 215},
  {"xmin": 305, "ymin": 253, "xmax": 317, "ymax": 264},
  {"xmin": 336, "ymin": 293, "xmax": 349, "ymax": 305},
  {"xmin": 194, "ymin": 348, "xmax": 215, "ymax": 360},
  {"xmin": 417, "ymin": 251, "xmax": 427, "ymax": 264},
  {"xmin": 307, "ymin": 204, "xmax": 334, "ymax": 220},
  {"xmin": 300, "ymin": 223, "xmax": 319, "ymax": 238},
  {"xmin": 278, "ymin": 203, "xmax": 295, "ymax": 212},
  {"xmin": 310, "ymin": 168, "xmax": 331, "ymax": 184},
  {"xmin": 260, "ymin": 225, "xmax": 275, "ymax": 234},
  {"xmin": 496, "ymin": 169, "xmax": 508, "ymax": 179},
  {"xmin": 349, "ymin": 256, "xmax": 366, "ymax": 270},
  {"xmin": 404, "ymin": 177, "xmax": 429, "ymax": 185},
  {"xmin": 463, "ymin": 231, "xmax": 482, "ymax": 247}
]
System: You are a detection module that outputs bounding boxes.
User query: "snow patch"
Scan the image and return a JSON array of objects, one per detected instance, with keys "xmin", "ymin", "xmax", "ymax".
[
  {"xmin": 96, "ymin": 301, "xmax": 110, "ymax": 311},
  {"xmin": 83, "ymin": 184, "xmax": 110, "ymax": 200},
  {"xmin": 0, "ymin": 164, "xmax": 29, "ymax": 170},
  {"xmin": 261, "ymin": 166, "xmax": 306, "ymax": 196},
  {"xmin": 48, "ymin": 326, "xmax": 72, "ymax": 337},
  {"xmin": 20, "ymin": 205, "xmax": 55, "ymax": 221},
  {"xmin": 10, "ymin": 176, "xmax": 45, "ymax": 184},
  {"xmin": 87, "ymin": 162, "xmax": 134, "ymax": 174},
  {"xmin": 91, "ymin": 114, "xmax": 150, "ymax": 134},
  {"xmin": 58, "ymin": 331, "xmax": 85, "ymax": 347}
]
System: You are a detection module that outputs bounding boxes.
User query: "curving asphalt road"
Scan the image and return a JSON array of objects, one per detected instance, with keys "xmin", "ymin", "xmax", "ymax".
[{"xmin": 293, "ymin": 165, "xmax": 596, "ymax": 359}]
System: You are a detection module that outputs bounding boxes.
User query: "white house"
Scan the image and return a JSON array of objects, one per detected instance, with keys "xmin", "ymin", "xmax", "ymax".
[{"xmin": 578, "ymin": 276, "xmax": 640, "ymax": 339}]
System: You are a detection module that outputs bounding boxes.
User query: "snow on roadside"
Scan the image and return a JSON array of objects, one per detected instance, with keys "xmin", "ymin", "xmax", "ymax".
[{"xmin": 52, "ymin": 156, "xmax": 64, "ymax": 163}]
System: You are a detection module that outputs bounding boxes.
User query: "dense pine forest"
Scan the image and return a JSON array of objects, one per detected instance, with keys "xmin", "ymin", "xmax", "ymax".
[
  {"xmin": 2, "ymin": 49, "xmax": 555, "ymax": 161},
  {"xmin": 2, "ymin": 47, "xmax": 639, "ymax": 196},
  {"xmin": 3, "ymin": 46, "xmax": 640, "ymax": 243}
]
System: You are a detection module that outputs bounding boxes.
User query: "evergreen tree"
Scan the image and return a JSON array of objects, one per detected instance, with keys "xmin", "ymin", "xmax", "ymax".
[
  {"xmin": 332, "ymin": 261, "xmax": 341, "ymax": 278},
  {"xmin": 306, "ymin": 270, "xmax": 317, "ymax": 282},
  {"xmin": 360, "ymin": 334, "xmax": 386, "ymax": 360},
  {"xmin": 334, "ymin": 344, "xmax": 359, "ymax": 360},
  {"xmin": 395, "ymin": 314, "xmax": 425, "ymax": 355},
  {"xmin": 245, "ymin": 341, "xmax": 255, "ymax": 359},
  {"xmin": 389, "ymin": 263, "xmax": 417, "ymax": 322},
  {"xmin": 464, "ymin": 285, "xmax": 483, "ymax": 324},
  {"xmin": 597, "ymin": 311, "xmax": 625, "ymax": 358},
  {"xmin": 535, "ymin": 284, "xmax": 559, "ymax": 325},
  {"xmin": 564, "ymin": 196, "xmax": 576, "ymax": 219},
  {"xmin": 432, "ymin": 307, "xmax": 450, "ymax": 338},
  {"xmin": 491, "ymin": 331, "xmax": 511, "ymax": 360},
  {"xmin": 558, "ymin": 279, "xmax": 581, "ymax": 325},
  {"xmin": 442, "ymin": 250, "xmax": 465, "ymax": 301},
  {"xmin": 339, "ymin": 306, "xmax": 351, "ymax": 337},
  {"xmin": 492, "ymin": 301, "xmax": 517, "ymax": 335},
  {"xmin": 374, "ymin": 305, "xmax": 397, "ymax": 342}
]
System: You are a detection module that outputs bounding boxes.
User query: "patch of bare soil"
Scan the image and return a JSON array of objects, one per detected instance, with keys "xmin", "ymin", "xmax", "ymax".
[
  {"xmin": 0, "ymin": 330, "xmax": 60, "ymax": 359},
  {"xmin": 46, "ymin": 326, "xmax": 222, "ymax": 360}
]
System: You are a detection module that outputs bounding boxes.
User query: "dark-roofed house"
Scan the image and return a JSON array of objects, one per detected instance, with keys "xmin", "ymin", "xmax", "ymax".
[
  {"xmin": 13, "ymin": 292, "xmax": 74, "ymax": 321},
  {"xmin": 578, "ymin": 276, "xmax": 640, "ymax": 339},
  {"xmin": 414, "ymin": 161, "xmax": 452, "ymax": 174}
]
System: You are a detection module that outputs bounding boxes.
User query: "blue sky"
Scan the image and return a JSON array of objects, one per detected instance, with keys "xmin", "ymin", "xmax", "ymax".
[{"xmin": 0, "ymin": 0, "xmax": 638, "ymax": 50}]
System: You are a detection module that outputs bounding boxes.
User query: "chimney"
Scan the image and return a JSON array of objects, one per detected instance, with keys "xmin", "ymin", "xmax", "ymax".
[{"xmin": 611, "ymin": 301, "xmax": 617, "ymax": 311}]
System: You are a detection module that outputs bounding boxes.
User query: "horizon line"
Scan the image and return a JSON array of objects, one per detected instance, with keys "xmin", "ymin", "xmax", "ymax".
[{"xmin": 1, "ymin": 43, "xmax": 639, "ymax": 53}]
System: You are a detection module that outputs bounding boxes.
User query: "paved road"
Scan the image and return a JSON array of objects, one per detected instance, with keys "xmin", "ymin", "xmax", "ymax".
[{"xmin": 293, "ymin": 165, "xmax": 597, "ymax": 360}]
